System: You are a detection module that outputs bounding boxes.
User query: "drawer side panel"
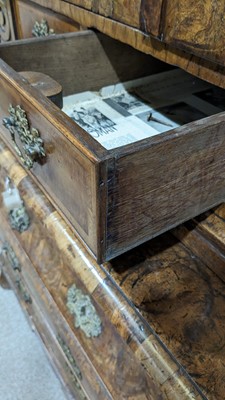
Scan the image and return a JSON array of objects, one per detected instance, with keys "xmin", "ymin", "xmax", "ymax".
[{"xmin": 106, "ymin": 114, "xmax": 225, "ymax": 259}]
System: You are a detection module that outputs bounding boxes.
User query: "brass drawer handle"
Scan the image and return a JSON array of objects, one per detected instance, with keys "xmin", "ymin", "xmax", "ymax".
[
  {"xmin": 67, "ymin": 284, "xmax": 102, "ymax": 338},
  {"xmin": 2, "ymin": 242, "xmax": 21, "ymax": 272},
  {"xmin": 15, "ymin": 277, "xmax": 32, "ymax": 304},
  {"xmin": 1, "ymin": 243, "xmax": 31, "ymax": 303},
  {"xmin": 3, "ymin": 104, "xmax": 46, "ymax": 169},
  {"xmin": 57, "ymin": 336, "xmax": 87, "ymax": 399},
  {"xmin": 2, "ymin": 177, "xmax": 30, "ymax": 232},
  {"xmin": 32, "ymin": 19, "xmax": 54, "ymax": 37},
  {"xmin": 57, "ymin": 335, "xmax": 82, "ymax": 380}
]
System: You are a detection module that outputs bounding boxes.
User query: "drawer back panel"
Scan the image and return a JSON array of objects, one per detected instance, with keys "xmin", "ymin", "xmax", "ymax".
[{"xmin": 0, "ymin": 30, "xmax": 171, "ymax": 96}]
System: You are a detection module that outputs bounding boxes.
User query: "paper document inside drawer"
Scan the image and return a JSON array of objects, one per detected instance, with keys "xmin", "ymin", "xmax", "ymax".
[{"xmin": 62, "ymin": 69, "xmax": 223, "ymax": 149}]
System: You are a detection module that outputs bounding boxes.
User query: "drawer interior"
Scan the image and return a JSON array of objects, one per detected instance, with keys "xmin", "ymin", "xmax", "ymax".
[
  {"xmin": 0, "ymin": 30, "xmax": 171, "ymax": 97},
  {"xmin": 0, "ymin": 30, "xmax": 224, "ymax": 153}
]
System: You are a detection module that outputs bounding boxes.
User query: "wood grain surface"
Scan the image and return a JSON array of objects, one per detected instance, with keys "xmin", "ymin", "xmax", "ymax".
[
  {"xmin": 161, "ymin": 0, "xmax": 225, "ymax": 66},
  {"xmin": 0, "ymin": 31, "xmax": 168, "ymax": 97},
  {"xmin": 0, "ymin": 239, "xmax": 89, "ymax": 400},
  {"xmin": 53, "ymin": 0, "xmax": 225, "ymax": 66},
  {"xmin": 0, "ymin": 137, "xmax": 207, "ymax": 399},
  {"xmin": 64, "ymin": 0, "xmax": 142, "ymax": 28},
  {"xmin": 105, "ymin": 111, "xmax": 225, "ymax": 259},
  {"xmin": 0, "ymin": 31, "xmax": 170, "ymax": 261},
  {"xmin": 0, "ymin": 47, "xmax": 101, "ymax": 258},
  {"xmin": 140, "ymin": 0, "xmax": 164, "ymax": 37},
  {"xmin": 30, "ymin": 0, "xmax": 225, "ymax": 87},
  {"xmin": 19, "ymin": 71, "xmax": 63, "ymax": 108}
]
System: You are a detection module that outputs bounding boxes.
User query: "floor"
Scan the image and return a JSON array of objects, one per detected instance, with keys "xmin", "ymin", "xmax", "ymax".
[{"xmin": 0, "ymin": 285, "xmax": 69, "ymax": 400}]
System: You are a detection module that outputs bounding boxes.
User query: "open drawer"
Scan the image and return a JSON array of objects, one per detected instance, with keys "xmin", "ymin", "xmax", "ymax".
[{"xmin": 0, "ymin": 30, "xmax": 225, "ymax": 262}]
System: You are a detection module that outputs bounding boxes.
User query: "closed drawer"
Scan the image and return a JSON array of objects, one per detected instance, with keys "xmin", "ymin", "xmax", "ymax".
[
  {"xmin": 0, "ymin": 240, "xmax": 89, "ymax": 400},
  {"xmin": 0, "ymin": 141, "xmax": 205, "ymax": 399},
  {"xmin": 13, "ymin": 0, "xmax": 81, "ymax": 39},
  {"xmin": 0, "ymin": 30, "xmax": 225, "ymax": 262},
  {"xmin": 63, "ymin": 0, "xmax": 163, "ymax": 37}
]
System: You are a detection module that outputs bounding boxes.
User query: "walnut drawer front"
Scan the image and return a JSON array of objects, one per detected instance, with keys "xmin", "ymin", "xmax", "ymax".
[
  {"xmin": 1, "ymin": 30, "xmax": 225, "ymax": 262},
  {"xmin": 13, "ymin": 0, "xmax": 81, "ymax": 39},
  {"xmin": 0, "ymin": 142, "xmax": 205, "ymax": 399},
  {"xmin": 0, "ymin": 239, "xmax": 90, "ymax": 400}
]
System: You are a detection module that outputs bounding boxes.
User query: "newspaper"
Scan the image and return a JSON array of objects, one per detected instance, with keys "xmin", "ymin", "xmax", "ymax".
[{"xmin": 63, "ymin": 69, "xmax": 224, "ymax": 150}]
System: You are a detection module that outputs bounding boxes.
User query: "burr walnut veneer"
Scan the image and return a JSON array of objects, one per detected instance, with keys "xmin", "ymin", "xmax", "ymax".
[
  {"xmin": 1, "ymin": 137, "xmax": 225, "ymax": 399},
  {"xmin": 1, "ymin": 31, "xmax": 225, "ymax": 262},
  {"xmin": 0, "ymin": 2, "xmax": 225, "ymax": 399}
]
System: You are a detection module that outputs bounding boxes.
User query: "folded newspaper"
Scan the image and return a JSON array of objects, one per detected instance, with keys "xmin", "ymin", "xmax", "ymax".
[{"xmin": 63, "ymin": 69, "xmax": 224, "ymax": 150}]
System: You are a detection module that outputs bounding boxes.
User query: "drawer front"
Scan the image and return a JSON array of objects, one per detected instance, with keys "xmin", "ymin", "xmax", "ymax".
[
  {"xmin": 0, "ymin": 57, "xmax": 100, "ymax": 258},
  {"xmin": 158, "ymin": 0, "xmax": 225, "ymax": 67},
  {"xmin": 0, "ymin": 234, "xmax": 111, "ymax": 400},
  {"xmin": 65, "ymin": 0, "xmax": 163, "ymax": 37},
  {"xmin": 65, "ymin": 0, "xmax": 142, "ymax": 28},
  {"xmin": 0, "ymin": 0, "xmax": 15, "ymax": 42},
  {"xmin": 39, "ymin": 0, "xmax": 225, "ymax": 66},
  {"xmin": 0, "ymin": 242, "xmax": 89, "ymax": 400},
  {"xmin": 0, "ymin": 139, "xmax": 204, "ymax": 399},
  {"xmin": 13, "ymin": 0, "xmax": 81, "ymax": 39}
]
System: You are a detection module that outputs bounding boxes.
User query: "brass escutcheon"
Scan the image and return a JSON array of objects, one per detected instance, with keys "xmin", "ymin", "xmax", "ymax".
[
  {"xmin": 2, "ymin": 243, "xmax": 21, "ymax": 272},
  {"xmin": 3, "ymin": 104, "xmax": 46, "ymax": 169}
]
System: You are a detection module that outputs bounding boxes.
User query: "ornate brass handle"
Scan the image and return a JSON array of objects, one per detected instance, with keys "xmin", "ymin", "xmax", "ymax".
[
  {"xmin": 3, "ymin": 104, "xmax": 46, "ymax": 169},
  {"xmin": 32, "ymin": 19, "xmax": 54, "ymax": 37},
  {"xmin": 1, "ymin": 243, "xmax": 32, "ymax": 303},
  {"xmin": 2, "ymin": 177, "xmax": 30, "ymax": 232},
  {"xmin": 57, "ymin": 335, "xmax": 82, "ymax": 380},
  {"xmin": 15, "ymin": 277, "xmax": 32, "ymax": 304},
  {"xmin": 2, "ymin": 243, "xmax": 21, "ymax": 272},
  {"xmin": 57, "ymin": 335, "xmax": 87, "ymax": 399}
]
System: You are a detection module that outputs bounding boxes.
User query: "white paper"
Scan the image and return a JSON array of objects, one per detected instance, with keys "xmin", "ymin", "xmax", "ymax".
[{"xmin": 63, "ymin": 69, "xmax": 222, "ymax": 150}]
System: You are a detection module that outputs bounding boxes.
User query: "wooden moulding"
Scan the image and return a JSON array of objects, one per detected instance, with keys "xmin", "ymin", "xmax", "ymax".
[
  {"xmin": 0, "ymin": 139, "xmax": 209, "ymax": 399},
  {"xmin": 30, "ymin": 0, "xmax": 225, "ymax": 88},
  {"xmin": 12, "ymin": 0, "xmax": 81, "ymax": 39},
  {"xmin": 52, "ymin": 0, "xmax": 225, "ymax": 67},
  {"xmin": 1, "ymin": 31, "xmax": 225, "ymax": 262}
]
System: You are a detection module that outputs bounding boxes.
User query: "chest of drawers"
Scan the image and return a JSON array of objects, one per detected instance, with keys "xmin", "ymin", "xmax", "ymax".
[{"xmin": 1, "ymin": 2, "xmax": 225, "ymax": 398}]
